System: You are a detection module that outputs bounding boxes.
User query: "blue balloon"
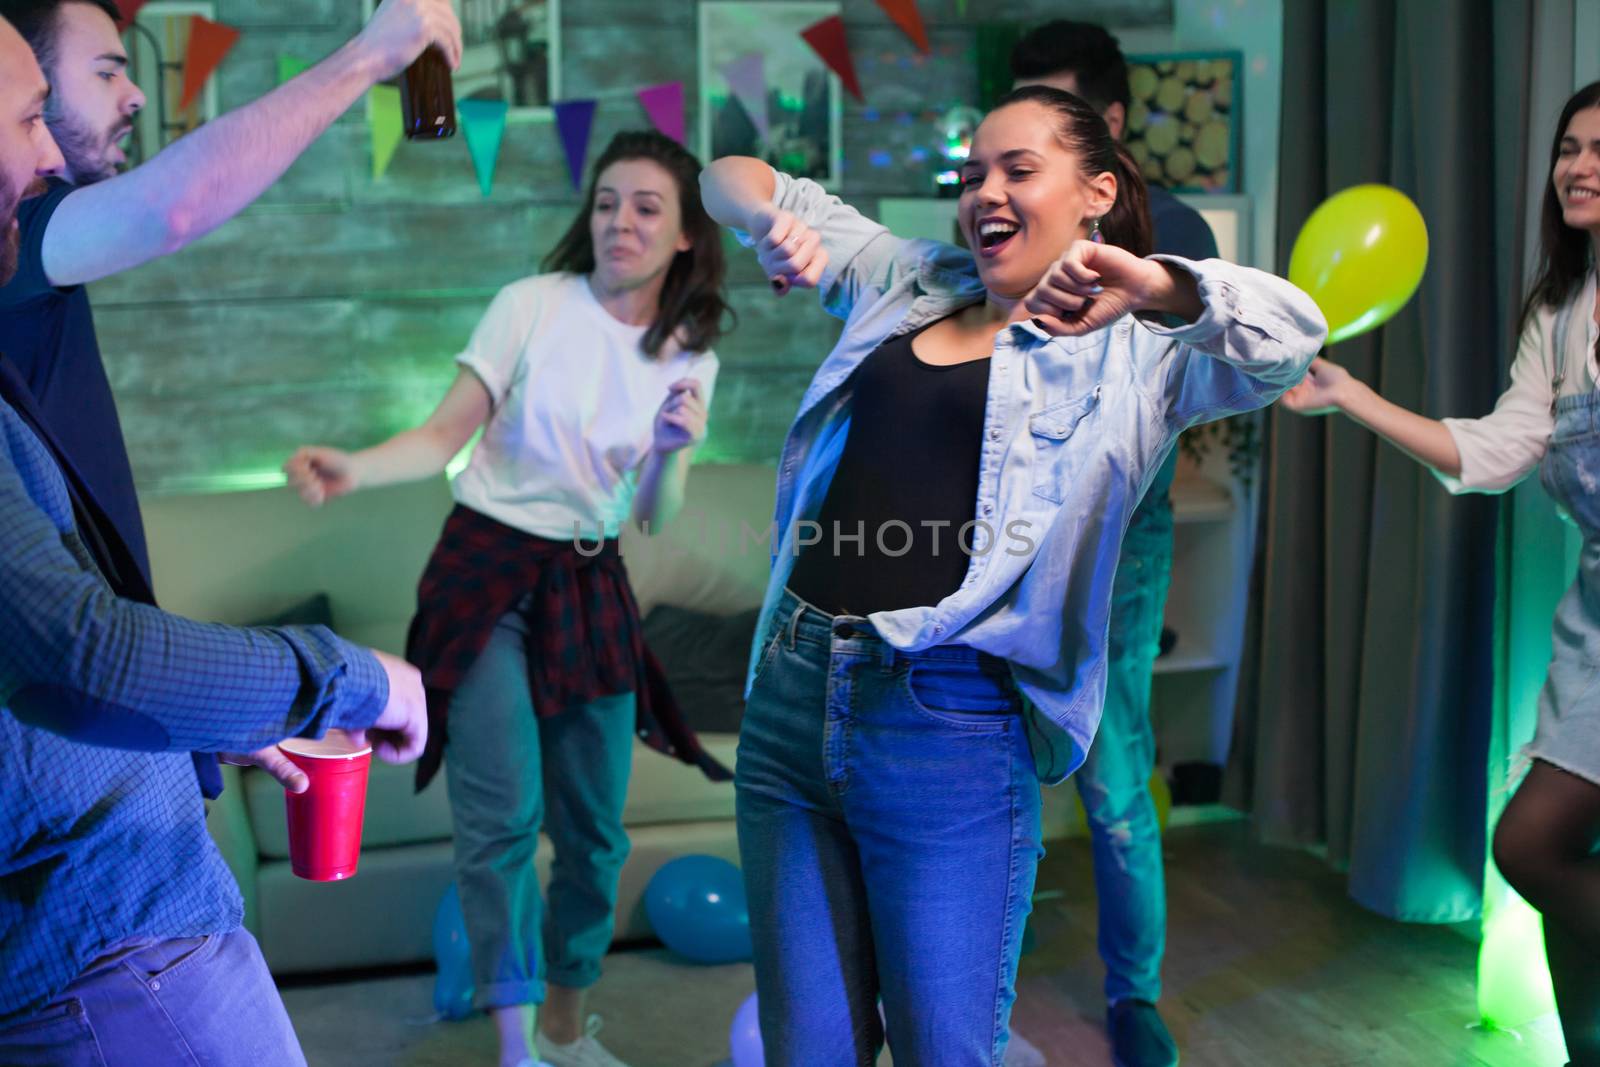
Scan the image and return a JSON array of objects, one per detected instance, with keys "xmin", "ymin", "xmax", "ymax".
[
  {"xmin": 643, "ymin": 855, "xmax": 753, "ymax": 964},
  {"xmin": 730, "ymin": 991, "xmax": 763, "ymax": 1067},
  {"xmin": 433, "ymin": 882, "xmax": 475, "ymax": 1021}
]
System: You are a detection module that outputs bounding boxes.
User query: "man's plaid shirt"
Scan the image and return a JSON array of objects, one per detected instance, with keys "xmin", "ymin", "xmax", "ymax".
[{"xmin": 0, "ymin": 377, "xmax": 389, "ymax": 1022}]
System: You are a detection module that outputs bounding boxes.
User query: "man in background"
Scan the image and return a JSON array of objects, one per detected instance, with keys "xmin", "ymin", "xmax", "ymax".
[{"xmin": 1011, "ymin": 20, "xmax": 1221, "ymax": 1067}]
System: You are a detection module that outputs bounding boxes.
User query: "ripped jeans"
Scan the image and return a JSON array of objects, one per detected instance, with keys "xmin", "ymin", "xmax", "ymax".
[{"xmin": 1074, "ymin": 520, "xmax": 1173, "ymax": 1006}]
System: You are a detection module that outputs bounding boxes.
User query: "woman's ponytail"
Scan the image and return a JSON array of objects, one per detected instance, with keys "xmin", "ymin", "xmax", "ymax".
[{"xmin": 1100, "ymin": 142, "xmax": 1153, "ymax": 257}]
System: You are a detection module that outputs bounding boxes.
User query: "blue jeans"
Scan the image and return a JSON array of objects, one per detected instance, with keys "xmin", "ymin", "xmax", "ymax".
[
  {"xmin": 1074, "ymin": 492, "xmax": 1174, "ymax": 1006},
  {"xmin": 736, "ymin": 588, "xmax": 1044, "ymax": 1066},
  {"xmin": 0, "ymin": 928, "xmax": 304, "ymax": 1066},
  {"xmin": 445, "ymin": 597, "xmax": 636, "ymax": 1010}
]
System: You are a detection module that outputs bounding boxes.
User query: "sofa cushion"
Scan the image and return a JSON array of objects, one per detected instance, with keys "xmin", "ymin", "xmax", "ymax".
[
  {"xmin": 142, "ymin": 478, "xmax": 456, "ymax": 657},
  {"xmin": 255, "ymin": 819, "xmax": 744, "ymax": 974},
  {"xmin": 619, "ymin": 464, "xmax": 775, "ymax": 617},
  {"xmin": 620, "ymin": 732, "xmax": 738, "ymax": 827},
  {"xmin": 249, "ymin": 592, "xmax": 334, "ymax": 629},
  {"xmin": 643, "ymin": 606, "xmax": 758, "ymax": 734},
  {"xmin": 143, "ymin": 467, "xmax": 775, "ymax": 655},
  {"xmin": 245, "ymin": 732, "xmax": 740, "ymax": 859}
]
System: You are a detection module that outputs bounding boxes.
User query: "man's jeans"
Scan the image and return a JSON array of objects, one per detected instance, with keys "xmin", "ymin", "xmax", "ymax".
[
  {"xmin": 1074, "ymin": 455, "xmax": 1176, "ymax": 1006},
  {"xmin": 0, "ymin": 927, "xmax": 305, "ymax": 1066},
  {"xmin": 736, "ymin": 588, "xmax": 1044, "ymax": 1066},
  {"xmin": 445, "ymin": 596, "xmax": 636, "ymax": 1010}
]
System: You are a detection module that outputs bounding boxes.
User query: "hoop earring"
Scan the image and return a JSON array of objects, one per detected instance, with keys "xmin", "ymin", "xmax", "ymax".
[{"xmin": 1089, "ymin": 216, "xmax": 1104, "ymax": 243}]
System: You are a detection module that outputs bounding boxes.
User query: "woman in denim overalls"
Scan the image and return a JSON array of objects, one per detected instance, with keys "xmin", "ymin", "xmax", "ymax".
[
  {"xmin": 701, "ymin": 87, "xmax": 1328, "ymax": 1065},
  {"xmin": 1284, "ymin": 82, "xmax": 1600, "ymax": 1065}
]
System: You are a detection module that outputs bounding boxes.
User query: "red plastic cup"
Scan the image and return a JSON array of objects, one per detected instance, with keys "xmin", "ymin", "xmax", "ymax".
[{"xmin": 280, "ymin": 731, "xmax": 372, "ymax": 882}]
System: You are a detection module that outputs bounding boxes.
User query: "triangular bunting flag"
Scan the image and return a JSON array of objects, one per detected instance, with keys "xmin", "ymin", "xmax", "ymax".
[
  {"xmin": 368, "ymin": 84, "xmax": 403, "ymax": 179},
  {"xmin": 800, "ymin": 16, "xmax": 863, "ymax": 102},
  {"xmin": 636, "ymin": 83, "xmax": 685, "ymax": 145},
  {"xmin": 277, "ymin": 54, "xmax": 312, "ymax": 85},
  {"xmin": 874, "ymin": 0, "xmax": 929, "ymax": 54},
  {"xmin": 553, "ymin": 99, "xmax": 597, "ymax": 190},
  {"xmin": 178, "ymin": 15, "xmax": 240, "ymax": 113},
  {"xmin": 459, "ymin": 99, "xmax": 509, "ymax": 197},
  {"xmin": 113, "ymin": 0, "xmax": 148, "ymax": 31},
  {"xmin": 719, "ymin": 52, "xmax": 770, "ymax": 144}
]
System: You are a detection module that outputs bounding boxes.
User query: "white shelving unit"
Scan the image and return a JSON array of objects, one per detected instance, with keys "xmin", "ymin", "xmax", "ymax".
[{"xmin": 1152, "ymin": 443, "xmax": 1257, "ymax": 773}]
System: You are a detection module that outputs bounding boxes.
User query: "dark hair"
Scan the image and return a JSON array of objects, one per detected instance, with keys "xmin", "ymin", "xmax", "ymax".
[
  {"xmin": 542, "ymin": 131, "xmax": 731, "ymax": 358},
  {"xmin": 0, "ymin": 0, "xmax": 122, "ymax": 72},
  {"xmin": 1521, "ymin": 80, "xmax": 1600, "ymax": 330},
  {"xmin": 1008, "ymin": 20, "xmax": 1130, "ymax": 114},
  {"xmin": 989, "ymin": 85, "xmax": 1152, "ymax": 257}
]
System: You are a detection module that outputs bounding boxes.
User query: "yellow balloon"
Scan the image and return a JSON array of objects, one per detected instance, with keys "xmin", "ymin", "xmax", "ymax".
[
  {"xmin": 1148, "ymin": 769, "xmax": 1171, "ymax": 833},
  {"xmin": 1288, "ymin": 184, "xmax": 1428, "ymax": 344}
]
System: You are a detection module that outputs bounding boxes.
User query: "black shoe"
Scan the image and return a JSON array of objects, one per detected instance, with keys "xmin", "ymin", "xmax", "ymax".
[{"xmin": 1108, "ymin": 999, "xmax": 1178, "ymax": 1067}]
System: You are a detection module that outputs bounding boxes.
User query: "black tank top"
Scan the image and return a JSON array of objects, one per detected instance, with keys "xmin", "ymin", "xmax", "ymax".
[{"xmin": 788, "ymin": 314, "xmax": 990, "ymax": 616}]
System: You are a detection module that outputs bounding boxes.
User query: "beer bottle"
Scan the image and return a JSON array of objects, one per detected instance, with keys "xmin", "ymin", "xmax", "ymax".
[{"xmin": 400, "ymin": 46, "xmax": 456, "ymax": 140}]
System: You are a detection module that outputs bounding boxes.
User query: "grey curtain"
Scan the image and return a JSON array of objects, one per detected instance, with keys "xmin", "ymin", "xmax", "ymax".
[{"xmin": 1227, "ymin": 0, "xmax": 1534, "ymax": 922}]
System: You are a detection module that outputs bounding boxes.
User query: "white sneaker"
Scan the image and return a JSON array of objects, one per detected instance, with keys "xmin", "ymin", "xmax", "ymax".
[
  {"xmin": 1005, "ymin": 1031, "xmax": 1047, "ymax": 1067},
  {"xmin": 535, "ymin": 1015, "xmax": 631, "ymax": 1067}
]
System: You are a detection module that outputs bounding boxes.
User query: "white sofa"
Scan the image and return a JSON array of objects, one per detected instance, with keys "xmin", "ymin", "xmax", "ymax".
[{"xmin": 143, "ymin": 465, "xmax": 778, "ymax": 974}]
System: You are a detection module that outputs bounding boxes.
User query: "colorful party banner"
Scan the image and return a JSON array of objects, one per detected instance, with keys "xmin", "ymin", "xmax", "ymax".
[
  {"xmin": 276, "ymin": 54, "xmax": 312, "ymax": 85},
  {"xmin": 718, "ymin": 52, "xmax": 770, "ymax": 144},
  {"xmin": 178, "ymin": 15, "xmax": 241, "ymax": 113},
  {"xmin": 800, "ymin": 15, "xmax": 863, "ymax": 102},
  {"xmin": 553, "ymin": 99, "xmax": 597, "ymax": 190},
  {"xmin": 367, "ymin": 84, "xmax": 403, "ymax": 180},
  {"xmin": 112, "ymin": 0, "xmax": 148, "ymax": 31},
  {"xmin": 637, "ymin": 82, "xmax": 686, "ymax": 145},
  {"xmin": 874, "ymin": 0, "xmax": 929, "ymax": 53},
  {"xmin": 459, "ymin": 99, "xmax": 509, "ymax": 197}
]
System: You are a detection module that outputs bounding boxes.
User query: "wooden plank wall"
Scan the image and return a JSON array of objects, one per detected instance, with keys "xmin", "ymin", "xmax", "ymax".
[{"xmin": 92, "ymin": 0, "xmax": 1171, "ymax": 494}]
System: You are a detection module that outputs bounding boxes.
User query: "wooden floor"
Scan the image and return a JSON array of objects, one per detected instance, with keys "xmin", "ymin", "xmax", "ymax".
[
  {"xmin": 283, "ymin": 818, "xmax": 1569, "ymax": 1066},
  {"xmin": 1011, "ymin": 819, "xmax": 1566, "ymax": 1067}
]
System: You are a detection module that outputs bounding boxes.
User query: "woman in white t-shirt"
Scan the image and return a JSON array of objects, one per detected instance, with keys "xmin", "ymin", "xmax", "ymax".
[
  {"xmin": 285, "ymin": 131, "xmax": 731, "ymax": 1067},
  {"xmin": 1283, "ymin": 81, "xmax": 1600, "ymax": 1063}
]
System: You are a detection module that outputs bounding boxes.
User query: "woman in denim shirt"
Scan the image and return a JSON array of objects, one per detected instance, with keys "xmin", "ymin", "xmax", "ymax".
[
  {"xmin": 701, "ymin": 86, "xmax": 1327, "ymax": 1066},
  {"xmin": 1284, "ymin": 82, "xmax": 1600, "ymax": 1067}
]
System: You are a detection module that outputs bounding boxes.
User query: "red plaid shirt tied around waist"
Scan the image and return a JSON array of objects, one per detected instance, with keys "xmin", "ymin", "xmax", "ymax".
[{"xmin": 406, "ymin": 505, "xmax": 731, "ymax": 791}]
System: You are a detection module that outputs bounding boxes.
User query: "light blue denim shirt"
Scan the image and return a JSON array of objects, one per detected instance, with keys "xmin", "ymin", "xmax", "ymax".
[{"xmin": 741, "ymin": 173, "xmax": 1328, "ymax": 783}]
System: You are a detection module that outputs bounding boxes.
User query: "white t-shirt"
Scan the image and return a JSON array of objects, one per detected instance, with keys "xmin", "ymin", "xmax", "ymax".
[
  {"xmin": 451, "ymin": 272, "xmax": 719, "ymax": 540},
  {"xmin": 1439, "ymin": 268, "xmax": 1598, "ymax": 494}
]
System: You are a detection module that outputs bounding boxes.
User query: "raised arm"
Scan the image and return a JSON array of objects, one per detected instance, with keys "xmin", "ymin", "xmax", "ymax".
[
  {"xmin": 700, "ymin": 159, "xmax": 927, "ymax": 319},
  {"xmin": 40, "ymin": 0, "xmax": 462, "ymax": 287},
  {"xmin": 1281, "ymin": 309, "xmax": 1559, "ymax": 494},
  {"xmin": 699, "ymin": 156, "xmax": 778, "ymax": 233},
  {"xmin": 1280, "ymin": 358, "xmax": 1462, "ymax": 476},
  {"xmin": 701, "ymin": 157, "xmax": 827, "ymax": 295},
  {"xmin": 1024, "ymin": 242, "xmax": 1327, "ymax": 422},
  {"xmin": 285, "ymin": 366, "xmax": 490, "ymax": 506},
  {"xmin": 631, "ymin": 365, "xmax": 717, "ymax": 533}
]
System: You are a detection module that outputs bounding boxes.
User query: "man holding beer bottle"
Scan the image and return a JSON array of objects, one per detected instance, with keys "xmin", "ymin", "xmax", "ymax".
[{"xmin": 0, "ymin": 0, "xmax": 461, "ymax": 794}]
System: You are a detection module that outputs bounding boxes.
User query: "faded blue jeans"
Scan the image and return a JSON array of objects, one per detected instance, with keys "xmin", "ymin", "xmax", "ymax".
[
  {"xmin": 736, "ymin": 588, "xmax": 1044, "ymax": 1066},
  {"xmin": 0, "ymin": 928, "xmax": 305, "ymax": 1066},
  {"xmin": 1074, "ymin": 452, "xmax": 1176, "ymax": 1006},
  {"xmin": 445, "ymin": 596, "xmax": 636, "ymax": 1010}
]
